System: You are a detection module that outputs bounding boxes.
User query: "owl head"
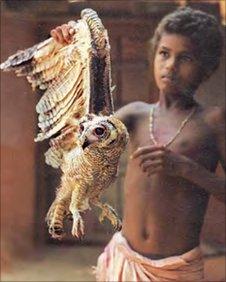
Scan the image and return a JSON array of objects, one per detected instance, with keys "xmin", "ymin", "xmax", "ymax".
[{"xmin": 79, "ymin": 114, "xmax": 129, "ymax": 156}]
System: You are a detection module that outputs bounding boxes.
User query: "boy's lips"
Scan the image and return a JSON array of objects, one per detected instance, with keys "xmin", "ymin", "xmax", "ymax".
[{"xmin": 161, "ymin": 74, "xmax": 178, "ymax": 84}]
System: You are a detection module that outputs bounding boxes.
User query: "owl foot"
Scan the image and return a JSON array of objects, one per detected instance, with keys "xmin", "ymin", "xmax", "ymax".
[
  {"xmin": 71, "ymin": 211, "xmax": 85, "ymax": 239},
  {"xmin": 45, "ymin": 201, "xmax": 67, "ymax": 240},
  {"xmin": 99, "ymin": 213, "xmax": 122, "ymax": 231},
  {"xmin": 48, "ymin": 225, "xmax": 65, "ymax": 240},
  {"xmin": 98, "ymin": 203, "xmax": 122, "ymax": 231},
  {"xmin": 113, "ymin": 218, "xmax": 122, "ymax": 231}
]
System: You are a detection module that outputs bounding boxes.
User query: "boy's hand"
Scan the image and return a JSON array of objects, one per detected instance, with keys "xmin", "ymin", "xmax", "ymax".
[
  {"xmin": 131, "ymin": 145, "xmax": 190, "ymax": 177},
  {"xmin": 50, "ymin": 24, "xmax": 75, "ymax": 45}
]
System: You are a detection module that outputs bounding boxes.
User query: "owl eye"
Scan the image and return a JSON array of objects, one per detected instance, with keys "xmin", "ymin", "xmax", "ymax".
[{"xmin": 94, "ymin": 127, "xmax": 105, "ymax": 137}]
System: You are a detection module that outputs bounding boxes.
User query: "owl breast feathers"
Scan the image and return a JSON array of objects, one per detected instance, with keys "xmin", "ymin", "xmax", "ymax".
[
  {"xmin": 46, "ymin": 115, "xmax": 128, "ymax": 239},
  {"xmin": 1, "ymin": 9, "xmax": 129, "ymax": 239}
]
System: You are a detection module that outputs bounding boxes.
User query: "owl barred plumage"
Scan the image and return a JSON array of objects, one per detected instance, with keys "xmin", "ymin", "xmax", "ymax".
[
  {"xmin": 1, "ymin": 9, "xmax": 129, "ymax": 239},
  {"xmin": 46, "ymin": 115, "xmax": 128, "ymax": 239}
]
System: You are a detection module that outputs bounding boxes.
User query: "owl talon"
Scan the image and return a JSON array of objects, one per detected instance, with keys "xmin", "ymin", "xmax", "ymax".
[
  {"xmin": 71, "ymin": 211, "xmax": 85, "ymax": 238},
  {"xmin": 111, "ymin": 217, "xmax": 122, "ymax": 231},
  {"xmin": 45, "ymin": 201, "xmax": 67, "ymax": 240},
  {"xmin": 98, "ymin": 214, "xmax": 104, "ymax": 223},
  {"xmin": 113, "ymin": 219, "xmax": 122, "ymax": 231},
  {"xmin": 49, "ymin": 226, "xmax": 65, "ymax": 240}
]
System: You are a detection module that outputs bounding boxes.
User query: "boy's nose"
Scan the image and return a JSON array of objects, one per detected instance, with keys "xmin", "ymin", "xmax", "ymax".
[{"xmin": 165, "ymin": 57, "xmax": 178, "ymax": 72}]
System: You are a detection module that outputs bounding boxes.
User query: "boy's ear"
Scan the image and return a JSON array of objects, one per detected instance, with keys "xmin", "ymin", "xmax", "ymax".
[
  {"xmin": 203, "ymin": 69, "xmax": 214, "ymax": 81},
  {"xmin": 198, "ymin": 65, "xmax": 213, "ymax": 82}
]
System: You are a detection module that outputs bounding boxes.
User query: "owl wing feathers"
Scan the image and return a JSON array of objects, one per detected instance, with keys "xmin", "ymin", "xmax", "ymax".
[
  {"xmin": 44, "ymin": 121, "xmax": 81, "ymax": 169},
  {"xmin": 1, "ymin": 9, "xmax": 113, "ymax": 149},
  {"xmin": 44, "ymin": 147, "xmax": 64, "ymax": 169}
]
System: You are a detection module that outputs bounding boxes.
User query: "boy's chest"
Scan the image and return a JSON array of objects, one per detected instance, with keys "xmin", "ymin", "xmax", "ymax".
[{"xmin": 132, "ymin": 114, "xmax": 218, "ymax": 168}]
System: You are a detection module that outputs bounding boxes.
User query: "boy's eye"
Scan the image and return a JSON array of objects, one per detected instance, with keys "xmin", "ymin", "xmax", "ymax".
[
  {"xmin": 179, "ymin": 55, "xmax": 193, "ymax": 63},
  {"xmin": 159, "ymin": 50, "xmax": 169, "ymax": 58}
]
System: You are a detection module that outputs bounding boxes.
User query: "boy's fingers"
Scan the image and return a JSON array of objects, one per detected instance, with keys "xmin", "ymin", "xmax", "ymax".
[
  {"xmin": 55, "ymin": 27, "xmax": 65, "ymax": 44},
  {"xmin": 61, "ymin": 24, "xmax": 73, "ymax": 43},
  {"xmin": 69, "ymin": 27, "xmax": 75, "ymax": 35},
  {"xmin": 131, "ymin": 145, "xmax": 165, "ymax": 159},
  {"xmin": 142, "ymin": 160, "xmax": 163, "ymax": 172},
  {"xmin": 147, "ymin": 167, "xmax": 162, "ymax": 176},
  {"xmin": 139, "ymin": 151, "xmax": 164, "ymax": 166},
  {"xmin": 50, "ymin": 29, "xmax": 58, "ymax": 41},
  {"xmin": 51, "ymin": 24, "xmax": 75, "ymax": 44}
]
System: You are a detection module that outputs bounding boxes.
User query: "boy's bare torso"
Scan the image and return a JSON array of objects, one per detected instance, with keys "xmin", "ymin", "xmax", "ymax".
[{"xmin": 120, "ymin": 102, "xmax": 219, "ymax": 258}]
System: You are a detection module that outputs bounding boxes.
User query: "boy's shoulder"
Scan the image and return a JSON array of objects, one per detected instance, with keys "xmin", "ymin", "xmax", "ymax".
[
  {"xmin": 115, "ymin": 101, "xmax": 153, "ymax": 132},
  {"xmin": 199, "ymin": 105, "xmax": 225, "ymax": 136},
  {"xmin": 117, "ymin": 101, "xmax": 154, "ymax": 116},
  {"xmin": 122, "ymin": 100, "xmax": 150, "ymax": 109},
  {"xmin": 130, "ymin": 100, "xmax": 150, "ymax": 109},
  {"xmin": 201, "ymin": 105, "xmax": 225, "ymax": 125}
]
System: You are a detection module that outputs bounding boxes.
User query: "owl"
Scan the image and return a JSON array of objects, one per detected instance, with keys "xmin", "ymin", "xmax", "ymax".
[{"xmin": 1, "ymin": 9, "xmax": 129, "ymax": 240}]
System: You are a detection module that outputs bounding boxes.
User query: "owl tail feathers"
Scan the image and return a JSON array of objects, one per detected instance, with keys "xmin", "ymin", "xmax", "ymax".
[{"xmin": 44, "ymin": 147, "xmax": 64, "ymax": 169}]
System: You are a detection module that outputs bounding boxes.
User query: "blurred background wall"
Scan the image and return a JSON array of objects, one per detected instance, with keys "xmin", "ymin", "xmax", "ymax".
[{"xmin": 1, "ymin": 0, "xmax": 225, "ymax": 273}]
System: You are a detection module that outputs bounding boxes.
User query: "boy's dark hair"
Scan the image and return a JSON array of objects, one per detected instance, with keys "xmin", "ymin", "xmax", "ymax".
[{"xmin": 151, "ymin": 7, "xmax": 223, "ymax": 81}]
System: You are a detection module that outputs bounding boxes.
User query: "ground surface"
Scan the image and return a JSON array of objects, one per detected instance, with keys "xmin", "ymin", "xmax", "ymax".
[{"xmin": 1, "ymin": 245, "xmax": 225, "ymax": 281}]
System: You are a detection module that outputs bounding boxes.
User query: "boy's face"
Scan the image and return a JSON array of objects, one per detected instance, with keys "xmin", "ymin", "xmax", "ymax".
[{"xmin": 154, "ymin": 33, "xmax": 201, "ymax": 97}]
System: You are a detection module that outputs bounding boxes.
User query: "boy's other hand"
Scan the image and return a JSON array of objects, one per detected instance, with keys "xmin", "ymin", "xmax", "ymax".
[
  {"xmin": 50, "ymin": 24, "xmax": 75, "ymax": 45},
  {"xmin": 131, "ymin": 145, "xmax": 190, "ymax": 177}
]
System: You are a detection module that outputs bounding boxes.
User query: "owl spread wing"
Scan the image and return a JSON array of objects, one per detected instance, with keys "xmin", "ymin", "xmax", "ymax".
[{"xmin": 0, "ymin": 8, "xmax": 114, "ymax": 144}]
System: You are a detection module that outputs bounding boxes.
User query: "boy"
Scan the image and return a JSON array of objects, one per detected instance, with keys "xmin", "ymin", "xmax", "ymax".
[{"xmin": 51, "ymin": 7, "xmax": 225, "ymax": 281}]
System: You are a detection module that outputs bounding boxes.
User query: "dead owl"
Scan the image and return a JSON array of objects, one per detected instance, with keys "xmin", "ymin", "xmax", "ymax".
[{"xmin": 1, "ymin": 9, "xmax": 129, "ymax": 239}]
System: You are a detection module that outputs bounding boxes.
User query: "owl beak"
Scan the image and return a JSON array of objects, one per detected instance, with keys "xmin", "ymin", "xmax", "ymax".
[
  {"xmin": 81, "ymin": 134, "xmax": 99, "ymax": 150},
  {"xmin": 82, "ymin": 137, "xmax": 90, "ymax": 150}
]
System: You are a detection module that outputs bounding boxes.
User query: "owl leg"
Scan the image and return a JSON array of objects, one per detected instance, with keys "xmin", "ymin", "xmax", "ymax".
[
  {"xmin": 45, "ymin": 199, "xmax": 69, "ymax": 240},
  {"xmin": 69, "ymin": 190, "xmax": 86, "ymax": 239},
  {"xmin": 92, "ymin": 199, "xmax": 122, "ymax": 231}
]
